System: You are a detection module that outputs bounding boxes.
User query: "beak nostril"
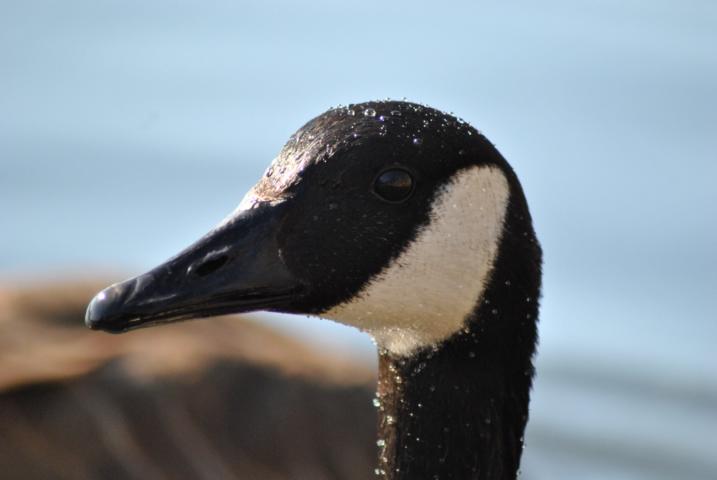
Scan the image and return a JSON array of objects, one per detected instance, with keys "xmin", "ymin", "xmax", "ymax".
[{"xmin": 192, "ymin": 254, "xmax": 230, "ymax": 277}]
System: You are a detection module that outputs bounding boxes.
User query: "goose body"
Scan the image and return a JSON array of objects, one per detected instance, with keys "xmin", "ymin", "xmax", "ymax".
[{"xmin": 86, "ymin": 101, "xmax": 542, "ymax": 480}]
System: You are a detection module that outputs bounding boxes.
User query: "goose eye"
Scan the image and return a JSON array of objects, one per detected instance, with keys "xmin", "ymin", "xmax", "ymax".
[{"xmin": 372, "ymin": 168, "xmax": 415, "ymax": 203}]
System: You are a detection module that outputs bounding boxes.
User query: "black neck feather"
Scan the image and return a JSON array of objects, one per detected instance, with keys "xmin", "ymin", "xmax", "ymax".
[{"xmin": 376, "ymin": 330, "xmax": 533, "ymax": 480}]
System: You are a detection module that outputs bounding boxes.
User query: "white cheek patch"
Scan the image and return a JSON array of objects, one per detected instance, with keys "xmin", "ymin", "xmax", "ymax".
[{"xmin": 322, "ymin": 165, "xmax": 510, "ymax": 356}]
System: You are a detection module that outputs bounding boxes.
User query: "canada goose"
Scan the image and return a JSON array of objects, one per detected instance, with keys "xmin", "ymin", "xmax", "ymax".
[{"xmin": 86, "ymin": 100, "xmax": 542, "ymax": 480}]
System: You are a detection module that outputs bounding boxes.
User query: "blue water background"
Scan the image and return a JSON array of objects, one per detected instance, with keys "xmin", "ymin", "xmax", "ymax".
[{"xmin": 2, "ymin": 1, "xmax": 716, "ymax": 478}]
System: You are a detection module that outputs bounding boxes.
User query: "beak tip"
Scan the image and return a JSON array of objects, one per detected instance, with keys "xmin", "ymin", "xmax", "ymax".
[
  {"xmin": 85, "ymin": 290, "xmax": 108, "ymax": 330},
  {"xmin": 85, "ymin": 283, "xmax": 131, "ymax": 332}
]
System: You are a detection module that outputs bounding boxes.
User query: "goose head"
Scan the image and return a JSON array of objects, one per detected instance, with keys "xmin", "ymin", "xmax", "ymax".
[
  {"xmin": 86, "ymin": 101, "xmax": 539, "ymax": 358},
  {"xmin": 86, "ymin": 100, "xmax": 542, "ymax": 479}
]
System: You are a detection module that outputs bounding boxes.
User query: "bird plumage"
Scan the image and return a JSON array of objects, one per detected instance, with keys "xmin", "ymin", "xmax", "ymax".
[{"xmin": 86, "ymin": 100, "xmax": 542, "ymax": 480}]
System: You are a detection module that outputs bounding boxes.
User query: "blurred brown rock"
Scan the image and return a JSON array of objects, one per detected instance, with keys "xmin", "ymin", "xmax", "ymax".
[{"xmin": 0, "ymin": 279, "xmax": 377, "ymax": 480}]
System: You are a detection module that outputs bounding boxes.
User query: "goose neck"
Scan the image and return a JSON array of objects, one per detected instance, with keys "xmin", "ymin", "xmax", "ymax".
[{"xmin": 375, "ymin": 323, "xmax": 534, "ymax": 480}]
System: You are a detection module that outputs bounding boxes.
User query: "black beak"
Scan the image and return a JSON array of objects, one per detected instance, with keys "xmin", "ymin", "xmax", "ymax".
[{"xmin": 85, "ymin": 202, "xmax": 303, "ymax": 333}]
